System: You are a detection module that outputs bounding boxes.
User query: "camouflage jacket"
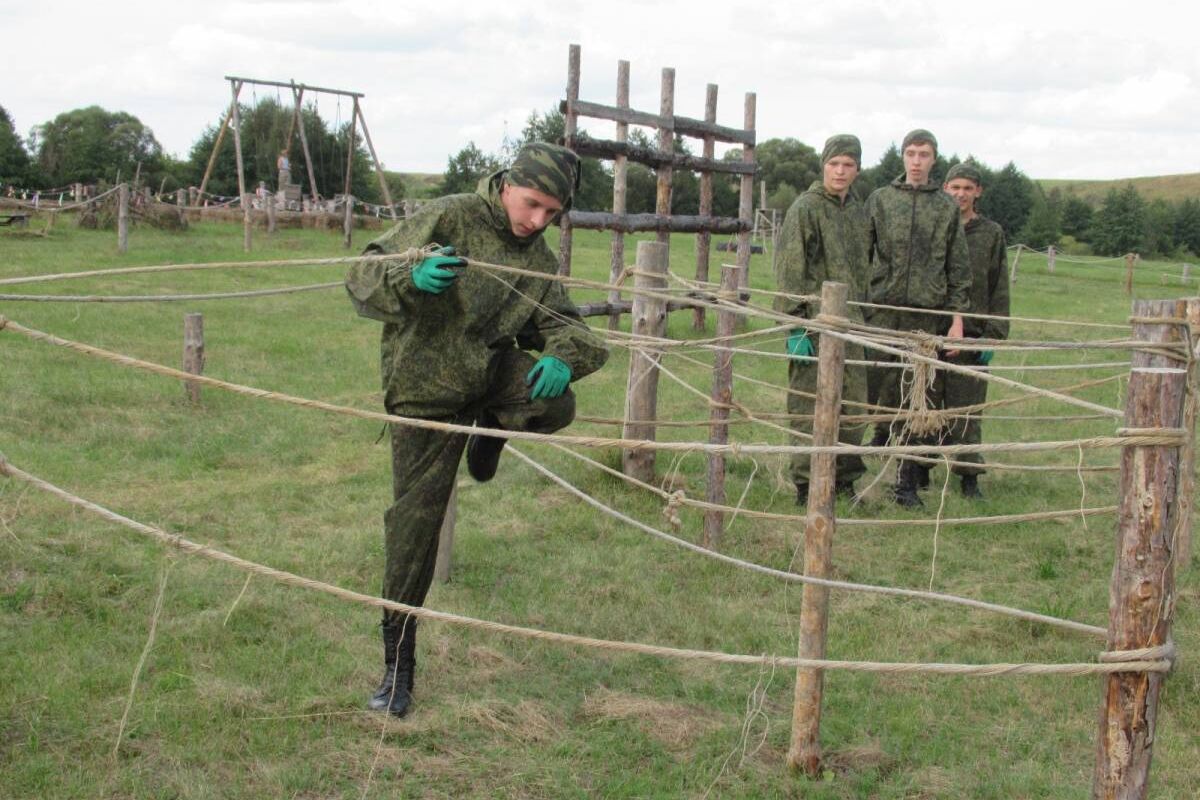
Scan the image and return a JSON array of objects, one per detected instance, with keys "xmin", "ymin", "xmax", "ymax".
[
  {"xmin": 773, "ymin": 181, "xmax": 870, "ymax": 323},
  {"xmin": 345, "ymin": 172, "xmax": 609, "ymax": 416},
  {"xmin": 962, "ymin": 215, "xmax": 1010, "ymax": 340},
  {"xmin": 866, "ymin": 175, "xmax": 971, "ymax": 312}
]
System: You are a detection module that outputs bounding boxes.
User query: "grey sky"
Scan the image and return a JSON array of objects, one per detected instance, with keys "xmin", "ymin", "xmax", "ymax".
[{"xmin": 5, "ymin": 0, "xmax": 1197, "ymax": 180}]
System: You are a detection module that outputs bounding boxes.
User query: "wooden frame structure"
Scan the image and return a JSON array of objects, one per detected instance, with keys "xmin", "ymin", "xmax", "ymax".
[{"xmin": 198, "ymin": 76, "xmax": 397, "ymax": 251}]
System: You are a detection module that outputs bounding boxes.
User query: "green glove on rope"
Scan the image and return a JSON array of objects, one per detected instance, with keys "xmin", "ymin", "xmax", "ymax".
[
  {"xmin": 411, "ymin": 246, "xmax": 467, "ymax": 294},
  {"xmin": 979, "ymin": 350, "xmax": 994, "ymax": 365},
  {"xmin": 787, "ymin": 328, "xmax": 815, "ymax": 360},
  {"xmin": 526, "ymin": 356, "xmax": 571, "ymax": 399}
]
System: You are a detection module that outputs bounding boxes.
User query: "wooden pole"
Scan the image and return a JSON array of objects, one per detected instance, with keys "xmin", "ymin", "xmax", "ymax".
[
  {"xmin": 355, "ymin": 102, "xmax": 397, "ymax": 220},
  {"xmin": 229, "ymin": 80, "xmax": 251, "ymax": 253},
  {"xmin": 182, "ymin": 313, "xmax": 205, "ymax": 403},
  {"xmin": 1092, "ymin": 298, "xmax": 1188, "ymax": 799},
  {"xmin": 607, "ymin": 59, "xmax": 630, "ymax": 332},
  {"xmin": 266, "ymin": 192, "xmax": 277, "ymax": 234},
  {"xmin": 693, "ymin": 83, "xmax": 717, "ymax": 332},
  {"xmin": 117, "ymin": 182, "xmax": 129, "ymax": 254},
  {"xmin": 1125, "ymin": 253, "xmax": 1135, "ymax": 295},
  {"xmin": 1047, "ymin": 244, "xmax": 1056, "ymax": 273},
  {"xmin": 1009, "ymin": 244, "xmax": 1023, "ymax": 283},
  {"xmin": 622, "ymin": 241, "xmax": 669, "ymax": 482},
  {"xmin": 654, "ymin": 67, "xmax": 675, "ymax": 249},
  {"xmin": 198, "ymin": 100, "xmax": 236, "ymax": 199},
  {"xmin": 558, "ymin": 43, "xmax": 581, "ymax": 276},
  {"xmin": 434, "ymin": 484, "xmax": 457, "ymax": 583},
  {"xmin": 734, "ymin": 93, "xmax": 756, "ymax": 326},
  {"xmin": 292, "ymin": 86, "xmax": 321, "ymax": 201},
  {"xmin": 702, "ymin": 262, "xmax": 741, "ymax": 548},
  {"xmin": 787, "ymin": 281, "xmax": 849, "ymax": 775},
  {"xmin": 1177, "ymin": 297, "xmax": 1200, "ymax": 569},
  {"xmin": 343, "ymin": 99, "xmax": 357, "ymax": 249},
  {"xmin": 343, "ymin": 195, "xmax": 354, "ymax": 248}
]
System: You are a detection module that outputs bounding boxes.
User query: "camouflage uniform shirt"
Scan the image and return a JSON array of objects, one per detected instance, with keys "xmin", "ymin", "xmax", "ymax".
[{"xmin": 961, "ymin": 215, "xmax": 1010, "ymax": 339}]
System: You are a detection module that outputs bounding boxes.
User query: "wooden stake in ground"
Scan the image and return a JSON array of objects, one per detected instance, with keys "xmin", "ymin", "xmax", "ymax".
[
  {"xmin": 1047, "ymin": 244, "xmax": 1056, "ymax": 273},
  {"xmin": 355, "ymin": 101, "xmax": 397, "ymax": 220},
  {"xmin": 266, "ymin": 192, "xmax": 276, "ymax": 234},
  {"xmin": 558, "ymin": 43, "xmax": 581, "ymax": 276},
  {"xmin": 434, "ymin": 483, "xmax": 457, "ymax": 583},
  {"xmin": 182, "ymin": 313, "xmax": 205, "ymax": 403},
  {"xmin": 622, "ymin": 241, "xmax": 669, "ymax": 482},
  {"xmin": 292, "ymin": 86, "xmax": 321, "ymax": 202},
  {"xmin": 1009, "ymin": 243, "xmax": 1023, "ymax": 283},
  {"xmin": 342, "ymin": 98, "xmax": 358, "ymax": 249},
  {"xmin": 228, "ymin": 80, "xmax": 251, "ymax": 253},
  {"xmin": 734, "ymin": 93, "xmax": 756, "ymax": 325},
  {"xmin": 1176, "ymin": 296, "xmax": 1200, "ymax": 569},
  {"xmin": 607, "ymin": 59, "xmax": 629, "ymax": 332},
  {"xmin": 703, "ymin": 262, "xmax": 741, "ymax": 549},
  {"xmin": 788, "ymin": 281, "xmax": 849, "ymax": 775},
  {"xmin": 693, "ymin": 83, "xmax": 717, "ymax": 333},
  {"xmin": 117, "ymin": 183, "xmax": 129, "ymax": 254},
  {"xmin": 654, "ymin": 67, "xmax": 675, "ymax": 251},
  {"xmin": 1125, "ymin": 253, "xmax": 1136, "ymax": 295},
  {"xmin": 1092, "ymin": 297, "xmax": 1188, "ymax": 798}
]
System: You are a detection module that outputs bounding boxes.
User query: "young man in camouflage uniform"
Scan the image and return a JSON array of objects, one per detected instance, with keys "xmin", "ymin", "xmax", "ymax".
[
  {"xmin": 774, "ymin": 134, "xmax": 870, "ymax": 504},
  {"xmin": 866, "ymin": 129, "xmax": 971, "ymax": 508},
  {"xmin": 345, "ymin": 143, "xmax": 609, "ymax": 717},
  {"xmin": 941, "ymin": 160, "xmax": 1010, "ymax": 498}
]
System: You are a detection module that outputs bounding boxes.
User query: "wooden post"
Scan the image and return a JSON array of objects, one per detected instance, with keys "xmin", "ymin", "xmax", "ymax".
[
  {"xmin": 622, "ymin": 241, "xmax": 669, "ymax": 482},
  {"xmin": 292, "ymin": 86, "xmax": 321, "ymax": 201},
  {"xmin": 1092, "ymin": 297, "xmax": 1188, "ymax": 799},
  {"xmin": 558, "ymin": 43, "xmax": 581, "ymax": 276},
  {"xmin": 703, "ymin": 262, "xmax": 741, "ymax": 548},
  {"xmin": 228, "ymin": 80, "xmax": 251, "ymax": 253},
  {"xmin": 343, "ymin": 98, "xmax": 357, "ymax": 249},
  {"xmin": 343, "ymin": 195, "xmax": 354, "ymax": 248},
  {"xmin": 1047, "ymin": 244, "xmax": 1056, "ymax": 273},
  {"xmin": 654, "ymin": 67, "xmax": 675, "ymax": 250},
  {"xmin": 1177, "ymin": 297, "xmax": 1200, "ymax": 569},
  {"xmin": 787, "ymin": 281, "xmax": 849, "ymax": 776},
  {"xmin": 175, "ymin": 188, "xmax": 185, "ymax": 207},
  {"xmin": 183, "ymin": 313, "xmax": 205, "ymax": 403},
  {"xmin": 198, "ymin": 100, "xmax": 236, "ymax": 199},
  {"xmin": 434, "ymin": 484, "xmax": 457, "ymax": 583},
  {"xmin": 607, "ymin": 59, "xmax": 630, "ymax": 332},
  {"xmin": 1182, "ymin": 263, "xmax": 1191, "ymax": 284},
  {"xmin": 355, "ymin": 102, "xmax": 397, "ymax": 220},
  {"xmin": 734, "ymin": 93, "xmax": 756, "ymax": 325},
  {"xmin": 1009, "ymin": 244, "xmax": 1023, "ymax": 283},
  {"xmin": 266, "ymin": 192, "xmax": 277, "ymax": 233},
  {"xmin": 693, "ymin": 83, "xmax": 718, "ymax": 332},
  {"xmin": 117, "ymin": 183, "xmax": 129, "ymax": 254},
  {"xmin": 1125, "ymin": 253, "xmax": 1135, "ymax": 295}
]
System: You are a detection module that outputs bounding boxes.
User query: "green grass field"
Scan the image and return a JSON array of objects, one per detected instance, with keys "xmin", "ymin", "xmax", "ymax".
[{"xmin": 1, "ymin": 218, "xmax": 1197, "ymax": 798}]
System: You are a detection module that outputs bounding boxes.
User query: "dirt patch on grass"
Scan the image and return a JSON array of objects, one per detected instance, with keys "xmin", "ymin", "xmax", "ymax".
[{"xmin": 580, "ymin": 688, "xmax": 724, "ymax": 750}]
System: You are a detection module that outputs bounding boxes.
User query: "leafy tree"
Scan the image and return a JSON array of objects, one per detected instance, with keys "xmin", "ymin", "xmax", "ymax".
[
  {"xmin": 439, "ymin": 142, "xmax": 501, "ymax": 195},
  {"xmin": 1091, "ymin": 184, "xmax": 1145, "ymax": 256},
  {"xmin": 34, "ymin": 106, "xmax": 164, "ymax": 187},
  {"xmin": 1142, "ymin": 198, "xmax": 1176, "ymax": 257},
  {"xmin": 979, "ymin": 162, "xmax": 1034, "ymax": 238},
  {"xmin": 1060, "ymin": 195, "xmax": 1094, "ymax": 240},
  {"xmin": 515, "ymin": 108, "xmax": 614, "ymax": 211},
  {"xmin": 754, "ymin": 138, "xmax": 820, "ymax": 200},
  {"xmin": 1017, "ymin": 187, "xmax": 1060, "ymax": 249},
  {"xmin": 0, "ymin": 105, "xmax": 30, "ymax": 185},
  {"xmin": 1174, "ymin": 198, "xmax": 1200, "ymax": 256},
  {"xmin": 861, "ymin": 143, "xmax": 903, "ymax": 191}
]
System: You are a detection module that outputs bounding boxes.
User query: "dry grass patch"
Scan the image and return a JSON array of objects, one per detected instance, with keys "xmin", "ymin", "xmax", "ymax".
[
  {"xmin": 458, "ymin": 698, "xmax": 559, "ymax": 744},
  {"xmin": 580, "ymin": 687, "xmax": 725, "ymax": 750}
]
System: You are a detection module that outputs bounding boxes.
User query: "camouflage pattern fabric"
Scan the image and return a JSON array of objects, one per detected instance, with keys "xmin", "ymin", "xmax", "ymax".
[
  {"xmin": 504, "ymin": 142, "xmax": 580, "ymax": 208},
  {"xmin": 942, "ymin": 214, "xmax": 1011, "ymax": 475},
  {"xmin": 945, "ymin": 160, "xmax": 983, "ymax": 185},
  {"xmin": 901, "ymin": 128, "xmax": 938, "ymax": 156},
  {"xmin": 774, "ymin": 181, "xmax": 870, "ymax": 484},
  {"xmin": 870, "ymin": 308, "xmax": 951, "ymax": 449},
  {"xmin": 820, "ymin": 134, "xmax": 862, "ymax": 166},
  {"xmin": 866, "ymin": 175, "xmax": 971, "ymax": 312}
]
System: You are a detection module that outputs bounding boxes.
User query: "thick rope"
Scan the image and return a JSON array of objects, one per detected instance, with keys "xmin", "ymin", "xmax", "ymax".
[
  {"xmin": 1, "ymin": 455, "xmax": 1163, "ymax": 676},
  {"xmin": 0, "ymin": 282, "xmax": 342, "ymax": 303}
]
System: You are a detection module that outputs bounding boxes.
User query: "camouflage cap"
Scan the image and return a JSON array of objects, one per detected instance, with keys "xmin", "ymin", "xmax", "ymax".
[
  {"xmin": 901, "ymin": 128, "xmax": 938, "ymax": 156},
  {"xmin": 945, "ymin": 160, "xmax": 983, "ymax": 185},
  {"xmin": 504, "ymin": 142, "xmax": 581, "ymax": 207},
  {"xmin": 821, "ymin": 134, "xmax": 862, "ymax": 167}
]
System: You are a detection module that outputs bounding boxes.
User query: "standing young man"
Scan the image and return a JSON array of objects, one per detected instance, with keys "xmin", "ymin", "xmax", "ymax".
[
  {"xmin": 941, "ymin": 160, "xmax": 1010, "ymax": 498},
  {"xmin": 345, "ymin": 143, "xmax": 609, "ymax": 717},
  {"xmin": 774, "ymin": 134, "xmax": 870, "ymax": 503},
  {"xmin": 867, "ymin": 129, "xmax": 971, "ymax": 508}
]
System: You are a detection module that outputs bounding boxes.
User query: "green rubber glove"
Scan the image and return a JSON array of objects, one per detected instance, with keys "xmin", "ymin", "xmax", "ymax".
[
  {"xmin": 526, "ymin": 356, "xmax": 572, "ymax": 399},
  {"xmin": 787, "ymin": 328, "xmax": 815, "ymax": 360},
  {"xmin": 979, "ymin": 350, "xmax": 994, "ymax": 366},
  {"xmin": 411, "ymin": 246, "xmax": 466, "ymax": 294}
]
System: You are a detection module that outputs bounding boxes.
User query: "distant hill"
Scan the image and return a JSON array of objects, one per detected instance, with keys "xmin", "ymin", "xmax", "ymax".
[{"xmin": 1039, "ymin": 173, "xmax": 1200, "ymax": 204}]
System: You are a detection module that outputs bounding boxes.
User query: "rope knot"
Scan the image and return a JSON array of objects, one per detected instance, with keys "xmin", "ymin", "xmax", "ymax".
[
  {"xmin": 900, "ymin": 333, "xmax": 942, "ymax": 437},
  {"xmin": 661, "ymin": 489, "xmax": 686, "ymax": 531},
  {"xmin": 1099, "ymin": 641, "xmax": 1178, "ymax": 673}
]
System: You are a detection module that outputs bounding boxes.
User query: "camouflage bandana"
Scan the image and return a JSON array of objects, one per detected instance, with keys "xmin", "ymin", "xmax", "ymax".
[
  {"xmin": 945, "ymin": 160, "xmax": 983, "ymax": 185},
  {"xmin": 821, "ymin": 133, "xmax": 862, "ymax": 166},
  {"xmin": 901, "ymin": 128, "xmax": 938, "ymax": 157},
  {"xmin": 504, "ymin": 142, "xmax": 581, "ymax": 208}
]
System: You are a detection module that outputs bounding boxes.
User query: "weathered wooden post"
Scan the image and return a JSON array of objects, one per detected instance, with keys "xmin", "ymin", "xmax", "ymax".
[
  {"xmin": 1092, "ymin": 297, "xmax": 1188, "ymax": 798},
  {"xmin": 292, "ymin": 86, "xmax": 321, "ymax": 203},
  {"xmin": 1178, "ymin": 297, "xmax": 1200, "ymax": 568},
  {"xmin": 355, "ymin": 100, "xmax": 397, "ymax": 220},
  {"xmin": 1009, "ymin": 243, "xmax": 1023, "ymax": 283},
  {"xmin": 703, "ymin": 262, "xmax": 742, "ymax": 548},
  {"xmin": 183, "ymin": 313, "xmax": 205, "ymax": 403},
  {"xmin": 343, "ymin": 195, "xmax": 354, "ymax": 249},
  {"xmin": 1125, "ymin": 252, "xmax": 1136, "ymax": 295},
  {"xmin": 434, "ymin": 485, "xmax": 457, "ymax": 583},
  {"xmin": 558, "ymin": 43, "xmax": 581, "ymax": 276},
  {"xmin": 117, "ymin": 183, "xmax": 129, "ymax": 254},
  {"xmin": 1182, "ymin": 263, "xmax": 1191, "ymax": 285},
  {"xmin": 343, "ymin": 97, "xmax": 357, "ymax": 250},
  {"xmin": 1047, "ymin": 244, "xmax": 1056, "ymax": 273},
  {"xmin": 175, "ymin": 188, "xmax": 185, "ymax": 207},
  {"xmin": 734, "ymin": 93, "xmax": 756, "ymax": 328},
  {"xmin": 788, "ymin": 281, "xmax": 849, "ymax": 775},
  {"xmin": 229, "ymin": 80, "xmax": 251, "ymax": 253},
  {"xmin": 266, "ymin": 192, "xmax": 277, "ymax": 234},
  {"xmin": 622, "ymin": 241, "xmax": 670, "ymax": 482},
  {"xmin": 654, "ymin": 67, "xmax": 676, "ymax": 253},
  {"xmin": 693, "ymin": 83, "xmax": 718, "ymax": 332},
  {"xmin": 73, "ymin": 183, "xmax": 82, "ymax": 203},
  {"xmin": 607, "ymin": 59, "xmax": 630, "ymax": 332}
]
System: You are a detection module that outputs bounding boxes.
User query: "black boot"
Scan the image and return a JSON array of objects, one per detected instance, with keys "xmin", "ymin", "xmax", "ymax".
[
  {"xmin": 893, "ymin": 461, "xmax": 924, "ymax": 509},
  {"xmin": 960, "ymin": 474, "xmax": 983, "ymax": 499},
  {"xmin": 916, "ymin": 464, "xmax": 931, "ymax": 490},
  {"xmin": 868, "ymin": 425, "xmax": 890, "ymax": 448},
  {"xmin": 466, "ymin": 411, "xmax": 506, "ymax": 482},
  {"xmin": 368, "ymin": 618, "xmax": 417, "ymax": 717},
  {"xmin": 835, "ymin": 480, "xmax": 857, "ymax": 500},
  {"xmin": 795, "ymin": 481, "xmax": 809, "ymax": 507}
]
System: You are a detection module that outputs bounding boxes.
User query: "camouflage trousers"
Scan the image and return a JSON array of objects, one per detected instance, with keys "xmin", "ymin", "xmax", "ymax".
[
  {"xmin": 942, "ymin": 351, "xmax": 989, "ymax": 476},
  {"xmin": 382, "ymin": 347, "xmax": 575, "ymax": 623},
  {"xmin": 870, "ymin": 309, "xmax": 951, "ymax": 449},
  {"xmin": 787, "ymin": 335, "xmax": 868, "ymax": 486}
]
